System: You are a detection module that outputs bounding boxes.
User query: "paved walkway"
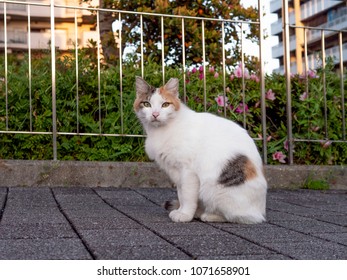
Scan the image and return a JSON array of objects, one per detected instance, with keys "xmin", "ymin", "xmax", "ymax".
[{"xmin": 0, "ymin": 187, "xmax": 346, "ymax": 260}]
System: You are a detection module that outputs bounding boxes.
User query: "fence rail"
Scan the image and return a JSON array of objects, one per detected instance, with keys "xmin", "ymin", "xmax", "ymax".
[{"xmin": 1, "ymin": 0, "xmax": 346, "ymax": 165}]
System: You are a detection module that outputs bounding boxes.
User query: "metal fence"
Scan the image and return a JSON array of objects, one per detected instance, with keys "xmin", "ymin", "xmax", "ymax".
[{"xmin": 0, "ymin": 0, "xmax": 346, "ymax": 165}]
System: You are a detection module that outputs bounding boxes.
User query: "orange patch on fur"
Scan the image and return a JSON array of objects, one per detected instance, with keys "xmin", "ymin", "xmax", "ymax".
[
  {"xmin": 245, "ymin": 159, "xmax": 257, "ymax": 181},
  {"xmin": 133, "ymin": 97, "xmax": 143, "ymax": 112},
  {"xmin": 159, "ymin": 87, "xmax": 181, "ymax": 111}
]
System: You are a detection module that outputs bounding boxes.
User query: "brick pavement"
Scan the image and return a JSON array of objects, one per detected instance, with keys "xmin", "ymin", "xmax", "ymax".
[{"xmin": 0, "ymin": 187, "xmax": 346, "ymax": 260}]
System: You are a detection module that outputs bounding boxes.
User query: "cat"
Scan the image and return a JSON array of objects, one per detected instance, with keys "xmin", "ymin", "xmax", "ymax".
[{"xmin": 134, "ymin": 76, "xmax": 267, "ymax": 224}]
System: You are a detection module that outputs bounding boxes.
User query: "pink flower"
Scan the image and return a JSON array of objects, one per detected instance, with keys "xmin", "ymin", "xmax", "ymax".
[
  {"xmin": 321, "ymin": 140, "xmax": 332, "ymax": 149},
  {"xmin": 214, "ymin": 72, "xmax": 219, "ymax": 78},
  {"xmin": 284, "ymin": 139, "xmax": 289, "ymax": 151},
  {"xmin": 307, "ymin": 69, "xmax": 318, "ymax": 79},
  {"xmin": 233, "ymin": 64, "xmax": 249, "ymax": 79},
  {"xmin": 235, "ymin": 103, "xmax": 249, "ymax": 114},
  {"xmin": 234, "ymin": 65, "xmax": 243, "ymax": 78},
  {"xmin": 257, "ymin": 134, "xmax": 272, "ymax": 141},
  {"xmin": 230, "ymin": 74, "xmax": 235, "ymax": 81},
  {"xmin": 215, "ymin": 95, "xmax": 229, "ymax": 107},
  {"xmin": 199, "ymin": 73, "xmax": 204, "ymax": 80},
  {"xmin": 266, "ymin": 89, "xmax": 276, "ymax": 101},
  {"xmin": 250, "ymin": 74, "xmax": 260, "ymax": 83},
  {"xmin": 199, "ymin": 65, "xmax": 203, "ymax": 73},
  {"xmin": 209, "ymin": 66, "xmax": 215, "ymax": 73},
  {"xmin": 192, "ymin": 67, "xmax": 197, "ymax": 74},
  {"xmin": 299, "ymin": 92, "xmax": 308, "ymax": 101},
  {"xmin": 273, "ymin": 151, "xmax": 286, "ymax": 163}
]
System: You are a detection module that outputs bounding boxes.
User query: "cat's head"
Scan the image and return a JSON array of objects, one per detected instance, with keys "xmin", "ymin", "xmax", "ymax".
[{"xmin": 134, "ymin": 77, "xmax": 181, "ymax": 127}]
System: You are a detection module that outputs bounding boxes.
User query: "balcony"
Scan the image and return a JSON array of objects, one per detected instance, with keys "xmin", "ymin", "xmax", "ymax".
[
  {"xmin": 0, "ymin": 29, "xmax": 98, "ymax": 50},
  {"xmin": 270, "ymin": 0, "xmax": 282, "ymax": 13},
  {"xmin": 274, "ymin": 42, "xmax": 347, "ymax": 74},
  {"xmin": 305, "ymin": 42, "xmax": 347, "ymax": 70},
  {"xmin": 271, "ymin": 11, "xmax": 296, "ymax": 36},
  {"xmin": 307, "ymin": 9, "xmax": 347, "ymax": 44},
  {"xmin": 272, "ymin": 35, "xmax": 297, "ymax": 59},
  {"xmin": 300, "ymin": 0, "xmax": 343, "ymax": 21},
  {"xmin": 0, "ymin": 1, "xmax": 89, "ymax": 19}
]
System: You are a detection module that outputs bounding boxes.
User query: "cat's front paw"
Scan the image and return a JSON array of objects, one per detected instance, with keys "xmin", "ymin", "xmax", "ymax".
[{"xmin": 169, "ymin": 210, "xmax": 193, "ymax": 223}]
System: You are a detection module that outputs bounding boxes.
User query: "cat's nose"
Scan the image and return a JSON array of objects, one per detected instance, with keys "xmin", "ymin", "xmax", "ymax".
[{"xmin": 152, "ymin": 112, "xmax": 160, "ymax": 119}]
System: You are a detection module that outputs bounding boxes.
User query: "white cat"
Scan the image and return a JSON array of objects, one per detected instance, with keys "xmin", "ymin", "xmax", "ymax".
[{"xmin": 134, "ymin": 76, "xmax": 267, "ymax": 224}]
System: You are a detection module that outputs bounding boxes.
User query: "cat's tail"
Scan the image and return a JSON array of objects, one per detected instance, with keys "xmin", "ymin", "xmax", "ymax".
[{"xmin": 163, "ymin": 200, "xmax": 179, "ymax": 211}]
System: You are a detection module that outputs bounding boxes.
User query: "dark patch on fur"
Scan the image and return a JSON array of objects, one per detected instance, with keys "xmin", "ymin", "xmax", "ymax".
[
  {"xmin": 218, "ymin": 154, "xmax": 249, "ymax": 187},
  {"xmin": 163, "ymin": 200, "xmax": 179, "ymax": 211}
]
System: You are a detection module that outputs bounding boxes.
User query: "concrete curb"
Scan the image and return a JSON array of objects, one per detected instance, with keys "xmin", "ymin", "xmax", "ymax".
[{"xmin": 0, "ymin": 160, "xmax": 346, "ymax": 189}]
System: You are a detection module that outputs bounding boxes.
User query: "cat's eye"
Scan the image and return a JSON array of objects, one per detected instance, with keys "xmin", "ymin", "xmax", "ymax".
[
  {"xmin": 162, "ymin": 102, "xmax": 171, "ymax": 108},
  {"xmin": 142, "ymin": 101, "xmax": 151, "ymax": 108}
]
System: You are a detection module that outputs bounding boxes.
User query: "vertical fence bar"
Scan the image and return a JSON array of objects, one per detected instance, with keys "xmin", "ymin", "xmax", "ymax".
[
  {"xmin": 240, "ymin": 23, "xmax": 246, "ymax": 128},
  {"xmin": 140, "ymin": 14, "xmax": 144, "ymax": 78},
  {"xmin": 321, "ymin": 30, "xmax": 328, "ymax": 139},
  {"xmin": 181, "ymin": 18, "xmax": 187, "ymax": 104},
  {"xmin": 50, "ymin": 0, "xmax": 57, "ymax": 160},
  {"xmin": 4, "ymin": 2, "xmax": 8, "ymax": 130},
  {"xmin": 258, "ymin": 0, "xmax": 267, "ymax": 164},
  {"xmin": 201, "ymin": 19, "xmax": 207, "ymax": 111},
  {"xmin": 28, "ymin": 5, "xmax": 32, "ymax": 132},
  {"xmin": 28, "ymin": 8, "xmax": 32, "ymax": 132},
  {"xmin": 74, "ymin": 8, "xmax": 79, "ymax": 134},
  {"xmin": 303, "ymin": 27, "xmax": 310, "ymax": 140},
  {"xmin": 161, "ymin": 16, "xmax": 165, "ymax": 84},
  {"xmin": 118, "ymin": 13, "xmax": 124, "ymax": 134},
  {"xmin": 339, "ymin": 32, "xmax": 345, "ymax": 140},
  {"xmin": 222, "ymin": 21, "xmax": 227, "ymax": 117},
  {"xmin": 96, "ymin": 9, "xmax": 102, "ymax": 134},
  {"xmin": 283, "ymin": 0, "xmax": 293, "ymax": 164},
  {"xmin": 304, "ymin": 28, "xmax": 308, "ymax": 95}
]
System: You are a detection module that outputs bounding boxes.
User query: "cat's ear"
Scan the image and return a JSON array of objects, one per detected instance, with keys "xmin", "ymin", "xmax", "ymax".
[
  {"xmin": 136, "ymin": 76, "xmax": 151, "ymax": 96},
  {"xmin": 163, "ymin": 78, "xmax": 179, "ymax": 97}
]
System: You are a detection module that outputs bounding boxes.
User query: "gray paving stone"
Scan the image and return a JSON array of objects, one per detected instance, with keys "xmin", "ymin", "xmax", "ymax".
[
  {"xmin": 67, "ymin": 215, "xmax": 143, "ymax": 230},
  {"xmin": 311, "ymin": 214, "xmax": 347, "ymax": 226},
  {"xmin": 146, "ymin": 222, "xmax": 224, "ymax": 236},
  {"xmin": 217, "ymin": 223, "xmax": 318, "ymax": 243},
  {"xmin": 80, "ymin": 229, "xmax": 169, "ymax": 247},
  {"xmin": 116, "ymin": 205, "xmax": 172, "ymax": 223},
  {"xmin": 197, "ymin": 254, "xmax": 290, "ymax": 260},
  {"xmin": 271, "ymin": 219, "xmax": 347, "ymax": 234},
  {"xmin": 311, "ymin": 232, "xmax": 347, "ymax": 246},
  {"xmin": 169, "ymin": 234, "xmax": 274, "ymax": 257},
  {"xmin": 134, "ymin": 188, "xmax": 177, "ymax": 206},
  {"xmin": 52, "ymin": 187, "xmax": 96, "ymax": 195},
  {"xmin": 54, "ymin": 195, "xmax": 112, "ymax": 211},
  {"xmin": 89, "ymin": 245, "xmax": 190, "ymax": 260},
  {"xmin": 263, "ymin": 240, "xmax": 347, "ymax": 260},
  {"xmin": 0, "ymin": 239, "xmax": 92, "ymax": 260},
  {"xmin": 1, "ymin": 209, "xmax": 68, "ymax": 224},
  {"xmin": 0, "ymin": 223, "xmax": 76, "ymax": 239}
]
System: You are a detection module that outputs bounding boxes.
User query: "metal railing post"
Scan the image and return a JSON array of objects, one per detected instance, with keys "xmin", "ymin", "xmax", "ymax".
[
  {"xmin": 50, "ymin": 0, "xmax": 57, "ymax": 160},
  {"xmin": 282, "ymin": 0, "xmax": 293, "ymax": 164},
  {"xmin": 258, "ymin": 0, "xmax": 267, "ymax": 164}
]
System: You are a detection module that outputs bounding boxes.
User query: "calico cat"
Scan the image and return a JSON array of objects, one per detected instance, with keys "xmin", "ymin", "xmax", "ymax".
[{"xmin": 134, "ymin": 76, "xmax": 267, "ymax": 224}]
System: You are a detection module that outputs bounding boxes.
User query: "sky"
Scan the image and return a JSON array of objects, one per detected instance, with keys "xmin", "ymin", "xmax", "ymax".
[{"xmin": 241, "ymin": 0, "xmax": 279, "ymax": 73}]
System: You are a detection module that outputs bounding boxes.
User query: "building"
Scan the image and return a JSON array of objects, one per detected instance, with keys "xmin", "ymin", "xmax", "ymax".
[
  {"xmin": 0, "ymin": 0, "xmax": 98, "ymax": 52},
  {"xmin": 270, "ymin": 0, "xmax": 347, "ymax": 74}
]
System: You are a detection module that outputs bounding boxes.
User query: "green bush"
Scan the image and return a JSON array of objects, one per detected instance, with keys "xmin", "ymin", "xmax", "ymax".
[{"xmin": 0, "ymin": 50, "xmax": 346, "ymax": 164}]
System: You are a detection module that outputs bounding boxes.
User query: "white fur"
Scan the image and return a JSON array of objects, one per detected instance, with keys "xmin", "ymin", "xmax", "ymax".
[{"xmin": 135, "ymin": 83, "xmax": 267, "ymax": 224}]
